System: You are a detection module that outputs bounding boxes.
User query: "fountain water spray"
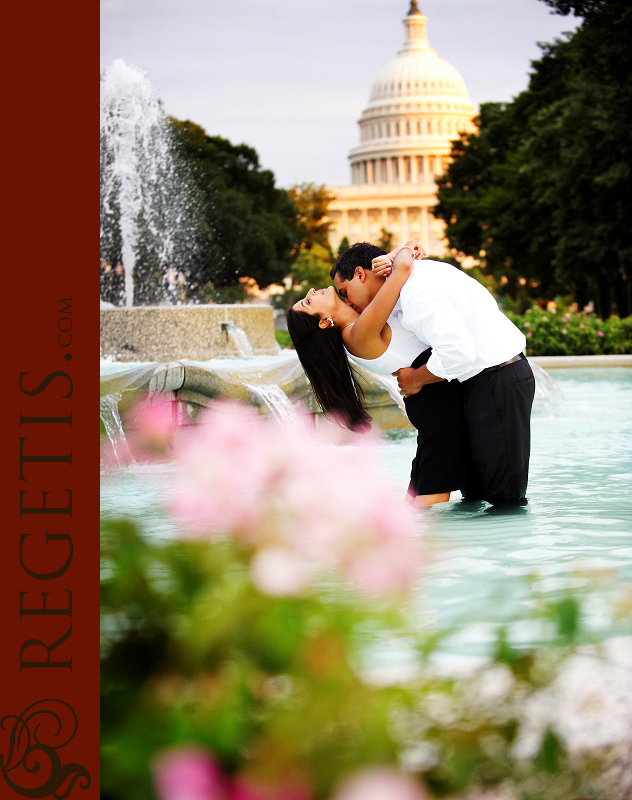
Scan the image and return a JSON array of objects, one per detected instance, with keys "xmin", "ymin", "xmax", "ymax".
[{"xmin": 100, "ymin": 60, "xmax": 198, "ymax": 307}]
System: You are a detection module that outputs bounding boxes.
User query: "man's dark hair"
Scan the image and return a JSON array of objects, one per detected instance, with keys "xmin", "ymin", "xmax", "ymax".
[{"xmin": 330, "ymin": 242, "xmax": 386, "ymax": 282}]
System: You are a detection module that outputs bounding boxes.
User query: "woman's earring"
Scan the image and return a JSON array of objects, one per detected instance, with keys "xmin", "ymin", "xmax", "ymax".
[{"xmin": 328, "ymin": 317, "xmax": 334, "ymax": 327}]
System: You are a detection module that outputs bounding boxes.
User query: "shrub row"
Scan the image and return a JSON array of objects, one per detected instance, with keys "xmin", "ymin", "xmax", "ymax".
[{"xmin": 506, "ymin": 308, "xmax": 632, "ymax": 356}]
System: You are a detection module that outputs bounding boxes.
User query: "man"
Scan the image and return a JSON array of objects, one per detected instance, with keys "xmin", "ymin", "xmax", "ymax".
[{"xmin": 331, "ymin": 241, "xmax": 535, "ymax": 505}]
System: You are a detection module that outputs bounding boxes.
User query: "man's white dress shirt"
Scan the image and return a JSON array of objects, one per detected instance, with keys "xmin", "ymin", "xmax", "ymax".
[{"xmin": 392, "ymin": 260, "xmax": 526, "ymax": 382}]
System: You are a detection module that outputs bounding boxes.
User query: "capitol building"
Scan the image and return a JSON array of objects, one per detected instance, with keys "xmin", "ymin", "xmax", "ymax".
[{"xmin": 327, "ymin": 1, "xmax": 477, "ymax": 256}]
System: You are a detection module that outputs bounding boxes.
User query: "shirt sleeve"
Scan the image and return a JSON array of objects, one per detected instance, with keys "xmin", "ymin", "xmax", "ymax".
[{"xmin": 399, "ymin": 286, "xmax": 477, "ymax": 381}]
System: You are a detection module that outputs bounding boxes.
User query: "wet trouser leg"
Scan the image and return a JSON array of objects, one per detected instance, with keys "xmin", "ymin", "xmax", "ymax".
[{"xmin": 461, "ymin": 355, "xmax": 535, "ymax": 504}]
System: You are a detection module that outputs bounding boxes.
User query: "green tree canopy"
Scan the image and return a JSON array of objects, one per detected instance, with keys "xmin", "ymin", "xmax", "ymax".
[
  {"xmin": 290, "ymin": 243, "xmax": 334, "ymax": 288},
  {"xmin": 434, "ymin": 0, "xmax": 631, "ymax": 316},
  {"xmin": 170, "ymin": 119, "xmax": 298, "ymax": 295},
  {"xmin": 376, "ymin": 228, "xmax": 394, "ymax": 252},
  {"xmin": 337, "ymin": 236, "xmax": 350, "ymax": 257},
  {"xmin": 287, "ymin": 183, "xmax": 335, "ymax": 254}
]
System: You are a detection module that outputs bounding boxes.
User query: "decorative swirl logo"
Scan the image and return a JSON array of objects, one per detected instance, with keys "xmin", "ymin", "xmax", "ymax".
[{"xmin": 0, "ymin": 699, "xmax": 91, "ymax": 798}]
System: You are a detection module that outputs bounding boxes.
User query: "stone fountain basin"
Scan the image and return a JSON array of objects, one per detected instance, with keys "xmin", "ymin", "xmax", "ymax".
[
  {"xmin": 100, "ymin": 305, "xmax": 279, "ymax": 361},
  {"xmin": 99, "ymin": 354, "xmax": 412, "ymax": 431}
]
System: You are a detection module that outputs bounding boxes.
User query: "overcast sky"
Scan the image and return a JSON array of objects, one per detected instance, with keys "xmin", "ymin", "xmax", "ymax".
[{"xmin": 101, "ymin": 0, "xmax": 579, "ymax": 188}]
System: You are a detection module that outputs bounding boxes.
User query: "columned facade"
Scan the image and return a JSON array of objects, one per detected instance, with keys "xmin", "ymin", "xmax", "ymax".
[{"xmin": 327, "ymin": 1, "xmax": 477, "ymax": 255}]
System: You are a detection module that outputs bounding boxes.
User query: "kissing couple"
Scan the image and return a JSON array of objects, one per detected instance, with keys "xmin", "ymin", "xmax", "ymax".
[{"xmin": 287, "ymin": 241, "xmax": 535, "ymax": 508}]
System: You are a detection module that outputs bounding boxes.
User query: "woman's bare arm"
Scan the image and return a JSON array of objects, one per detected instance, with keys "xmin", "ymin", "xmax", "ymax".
[{"xmin": 344, "ymin": 245, "xmax": 414, "ymax": 352}]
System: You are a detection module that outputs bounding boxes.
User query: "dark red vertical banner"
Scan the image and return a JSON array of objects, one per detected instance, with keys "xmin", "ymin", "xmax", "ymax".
[{"xmin": 1, "ymin": 1, "xmax": 99, "ymax": 798}]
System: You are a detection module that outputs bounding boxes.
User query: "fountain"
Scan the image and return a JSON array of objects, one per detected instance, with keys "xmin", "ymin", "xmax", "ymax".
[
  {"xmin": 100, "ymin": 60, "xmax": 283, "ymax": 359},
  {"xmin": 98, "ymin": 61, "xmax": 415, "ymax": 428},
  {"xmin": 100, "ymin": 60, "xmax": 196, "ymax": 307}
]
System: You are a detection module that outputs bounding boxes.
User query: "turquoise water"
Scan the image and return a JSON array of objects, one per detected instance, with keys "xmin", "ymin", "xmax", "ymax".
[
  {"xmin": 380, "ymin": 368, "xmax": 632, "ymax": 657},
  {"xmin": 101, "ymin": 367, "xmax": 632, "ymax": 658}
]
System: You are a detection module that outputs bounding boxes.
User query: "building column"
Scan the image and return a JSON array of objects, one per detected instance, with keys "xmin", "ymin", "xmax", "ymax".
[
  {"xmin": 361, "ymin": 209, "xmax": 369, "ymax": 240},
  {"xmin": 401, "ymin": 207, "xmax": 409, "ymax": 242},
  {"xmin": 398, "ymin": 156, "xmax": 405, "ymax": 184},
  {"xmin": 421, "ymin": 206, "xmax": 430, "ymax": 253},
  {"xmin": 341, "ymin": 209, "xmax": 349, "ymax": 241},
  {"xmin": 367, "ymin": 160, "xmax": 374, "ymax": 184},
  {"xmin": 386, "ymin": 158, "xmax": 393, "ymax": 184},
  {"xmin": 411, "ymin": 155, "xmax": 418, "ymax": 184}
]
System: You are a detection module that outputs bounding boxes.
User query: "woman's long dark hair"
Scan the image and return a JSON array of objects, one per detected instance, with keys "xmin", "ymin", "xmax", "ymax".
[{"xmin": 286, "ymin": 307, "xmax": 371, "ymax": 431}]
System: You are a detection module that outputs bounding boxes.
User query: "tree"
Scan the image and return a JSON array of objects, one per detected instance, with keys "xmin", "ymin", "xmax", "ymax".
[
  {"xmin": 376, "ymin": 228, "xmax": 394, "ymax": 252},
  {"xmin": 337, "ymin": 236, "xmax": 350, "ymax": 257},
  {"xmin": 528, "ymin": 0, "xmax": 632, "ymax": 316},
  {"xmin": 290, "ymin": 243, "xmax": 334, "ymax": 288},
  {"xmin": 434, "ymin": 0, "xmax": 632, "ymax": 315},
  {"xmin": 434, "ymin": 101, "xmax": 562, "ymax": 309},
  {"xmin": 287, "ymin": 183, "xmax": 335, "ymax": 254},
  {"xmin": 170, "ymin": 119, "xmax": 298, "ymax": 296}
]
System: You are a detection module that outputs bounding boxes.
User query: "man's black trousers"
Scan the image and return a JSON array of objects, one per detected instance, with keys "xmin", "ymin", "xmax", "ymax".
[{"xmin": 461, "ymin": 354, "xmax": 535, "ymax": 504}]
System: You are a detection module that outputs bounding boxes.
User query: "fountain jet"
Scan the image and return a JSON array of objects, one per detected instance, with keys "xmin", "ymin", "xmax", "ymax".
[{"xmin": 100, "ymin": 60, "xmax": 197, "ymax": 307}]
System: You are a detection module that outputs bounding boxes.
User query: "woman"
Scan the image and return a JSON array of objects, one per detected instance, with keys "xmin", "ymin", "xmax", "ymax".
[{"xmin": 286, "ymin": 242, "xmax": 469, "ymax": 508}]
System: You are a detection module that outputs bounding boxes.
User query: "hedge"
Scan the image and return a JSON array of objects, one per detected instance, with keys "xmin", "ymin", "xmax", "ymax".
[{"xmin": 505, "ymin": 308, "xmax": 632, "ymax": 356}]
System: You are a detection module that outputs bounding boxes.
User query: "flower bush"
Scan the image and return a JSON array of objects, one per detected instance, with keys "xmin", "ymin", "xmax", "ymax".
[
  {"xmin": 505, "ymin": 308, "xmax": 632, "ymax": 356},
  {"xmin": 101, "ymin": 400, "xmax": 614, "ymax": 800}
]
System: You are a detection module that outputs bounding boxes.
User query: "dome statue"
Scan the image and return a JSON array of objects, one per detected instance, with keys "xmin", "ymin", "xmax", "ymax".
[{"xmin": 327, "ymin": 2, "xmax": 477, "ymax": 256}]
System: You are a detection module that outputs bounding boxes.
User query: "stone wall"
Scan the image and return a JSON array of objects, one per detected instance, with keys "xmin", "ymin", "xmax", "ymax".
[{"xmin": 100, "ymin": 305, "xmax": 278, "ymax": 361}]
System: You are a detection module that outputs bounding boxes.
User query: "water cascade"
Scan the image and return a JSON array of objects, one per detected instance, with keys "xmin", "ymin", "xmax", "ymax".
[
  {"xmin": 530, "ymin": 362, "xmax": 565, "ymax": 409},
  {"xmin": 244, "ymin": 383, "xmax": 304, "ymax": 424},
  {"xmin": 100, "ymin": 393, "xmax": 133, "ymax": 465},
  {"xmin": 100, "ymin": 59, "xmax": 198, "ymax": 307},
  {"xmin": 224, "ymin": 322, "xmax": 255, "ymax": 357}
]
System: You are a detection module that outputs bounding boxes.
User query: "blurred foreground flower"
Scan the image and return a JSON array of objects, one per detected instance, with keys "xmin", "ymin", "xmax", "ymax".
[
  {"xmin": 101, "ymin": 398, "xmax": 179, "ymax": 466},
  {"xmin": 153, "ymin": 747, "xmax": 426, "ymax": 800},
  {"xmin": 331, "ymin": 767, "xmax": 428, "ymax": 800},
  {"xmin": 128, "ymin": 399, "xmax": 179, "ymax": 459},
  {"xmin": 153, "ymin": 747, "xmax": 228, "ymax": 800},
  {"xmin": 166, "ymin": 402, "xmax": 420, "ymax": 598}
]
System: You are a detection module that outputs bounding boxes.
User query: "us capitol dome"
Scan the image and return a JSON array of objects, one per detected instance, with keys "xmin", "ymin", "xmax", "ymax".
[{"xmin": 327, "ymin": 1, "xmax": 477, "ymax": 255}]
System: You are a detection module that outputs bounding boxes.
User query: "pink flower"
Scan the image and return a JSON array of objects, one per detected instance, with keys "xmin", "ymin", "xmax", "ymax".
[
  {"xmin": 579, "ymin": 323, "xmax": 585, "ymax": 329},
  {"xmin": 527, "ymin": 332, "xmax": 533, "ymax": 338},
  {"xmin": 168, "ymin": 402, "xmax": 420, "ymax": 598},
  {"xmin": 250, "ymin": 547, "xmax": 309, "ymax": 597},
  {"xmin": 561, "ymin": 328, "xmax": 567, "ymax": 335},
  {"xmin": 169, "ymin": 403, "xmax": 283, "ymax": 537},
  {"xmin": 542, "ymin": 316, "xmax": 549, "ymax": 322},
  {"xmin": 126, "ymin": 399, "xmax": 179, "ymax": 461},
  {"xmin": 153, "ymin": 747, "xmax": 228, "ymax": 800},
  {"xmin": 231, "ymin": 774, "xmax": 312, "ymax": 800},
  {"xmin": 564, "ymin": 313, "xmax": 571, "ymax": 321},
  {"xmin": 523, "ymin": 321, "xmax": 530, "ymax": 328},
  {"xmin": 598, "ymin": 330, "xmax": 604, "ymax": 337},
  {"xmin": 331, "ymin": 768, "xmax": 428, "ymax": 800}
]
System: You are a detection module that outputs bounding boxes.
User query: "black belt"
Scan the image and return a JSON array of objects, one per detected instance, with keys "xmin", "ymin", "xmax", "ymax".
[{"xmin": 480, "ymin": 352, "xmax": 525, "ymax": 374}]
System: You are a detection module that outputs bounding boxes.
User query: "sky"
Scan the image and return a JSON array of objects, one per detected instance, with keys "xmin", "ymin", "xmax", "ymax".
[{"xmin": 100, "ymin": 0, "xmax": 580, "ymax": 189}]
